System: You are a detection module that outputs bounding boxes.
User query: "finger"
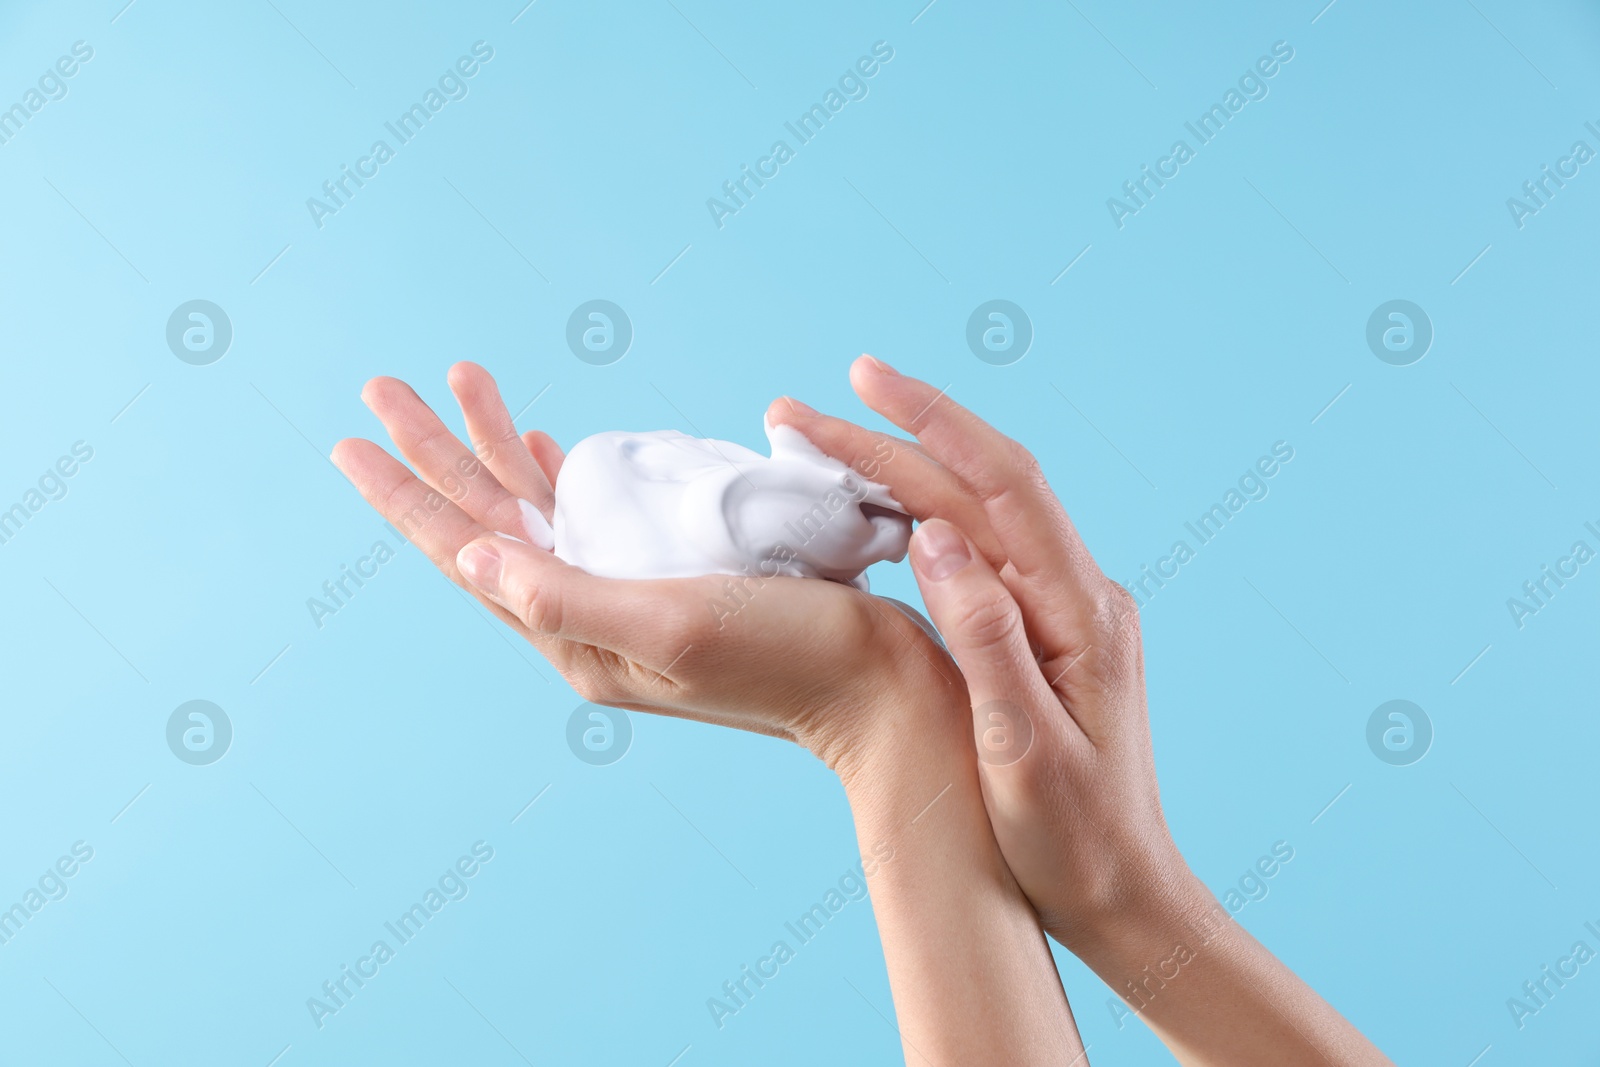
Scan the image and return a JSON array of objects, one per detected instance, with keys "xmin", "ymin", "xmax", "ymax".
[
  {"xmin": 331, "ymin": 437, "xmax": 492, "ymax": 580},
  {"xmin": 851, "ymin": 355, "xmax": 1110, "ymax": 648},
  {"xmin": 522, "ymin": 429, "xmax": 565, "ymax": 488},
  {"xmin": 362, "ymin": 376, "xmax": 531, "ymax": 541},
  {"xmin": 764, "ymin": 397, "xmax": 1005, "ymax": 568},
  {"xmin": 765, "ymin": 396, "xmax": 924, "ymax": 461},
  {"xmin": 447, "ymin": 361, "xmax": 556, "ymax": 517},
  {"xmin": 906, "ymin": 518, "xmax": 1089, "ymax": 760},
  {"xmin": 455, "ymin": 535, "xmax": 697, "ymax": 669},
  {"xmin": 334, "ymin": 437, "xmax": 586, "ymax": 676}
]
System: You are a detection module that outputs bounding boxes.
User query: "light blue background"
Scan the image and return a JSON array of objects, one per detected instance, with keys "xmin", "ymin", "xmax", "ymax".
[{"xmin": 2, "ymin": 0, "xmax": 1597, "ymax": 1063}]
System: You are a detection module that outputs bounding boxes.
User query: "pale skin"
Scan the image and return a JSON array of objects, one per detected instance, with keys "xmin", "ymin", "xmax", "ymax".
[
  {"xmin": 766, "ymin": 356, "xmax": 1396, "ymax": 1066},
  {"xmin": 333, "ymin": 362, "xmax": 1085, "ymax": 1065},
  {"xmin": 334, "ymin": 358, "xmax": 1392, "ymax": 1065}
]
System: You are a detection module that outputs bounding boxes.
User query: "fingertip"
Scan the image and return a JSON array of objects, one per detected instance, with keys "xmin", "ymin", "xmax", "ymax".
[
  {"xmin": 765, "ymin": 396, "xmax": 817, "ymax": 428},
  {"xmin": 361, "ymin": 375, "xmax": 409, "ymax": 411},
  {"xmin": 330, "ymin": 436, "xmax": 386, "ymax": 475},
  {"xmin": 523, "ymin": 429, "xmax": 560, "ymax": 454},
  {"xmin": 447, "ymin": 360, "xmax": 490, "ymax": 390},
  {"xmin": 329, "ymin": 437, "xmax": 358, "ymax": 469},
  {"xmin": 849, "ymin": 355, "xmax": 897, "ymax": 403},
  {"xmin": 849, "ymin": 354, "xmax": 876, "ymax": 386},
  {"xmin": 456, "ymin": 537, "xmax": 504, "ymax": 593},
  {"xmin": 853, "ymin": 353, "xmax": 900, "ymax": 381},
  {"xmin": 459, "ymin": 531, "xmax": 547, "ymax": 570},
  {"xmin": 910, "ymin": 518, "xmax": 973, "ymax": 582}
]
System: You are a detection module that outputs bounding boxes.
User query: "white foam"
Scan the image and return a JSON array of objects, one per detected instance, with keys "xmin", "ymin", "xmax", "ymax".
[{"xmin": 544, "ymin": 420, "xmax": 910, "ymax": 590}]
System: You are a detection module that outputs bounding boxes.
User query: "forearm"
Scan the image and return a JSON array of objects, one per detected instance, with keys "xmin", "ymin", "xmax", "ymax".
[
  {"xmin": 1069, "ymin": 859, "xmax": 1391, "ymax": 1066},
  {"xmin": 837, "ymin": 696, "xmax": 1085, "ymax": 1066}
]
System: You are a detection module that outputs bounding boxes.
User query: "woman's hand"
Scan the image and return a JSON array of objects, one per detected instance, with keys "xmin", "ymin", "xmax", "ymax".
[
  {"xmin": 330, "ymin": 361, "xmax": 955, "ymax": 777},
  {"xmin": 332, "ymin": 361, "xmax": 1088, "ymax": 1065},
  {"xmin": 769, "ymin": 356, "xmax": 1393, "ymax": 1067},
  {"xmin": 770, "ymin": 357, "xmax": 1176, "ymax": 938}
]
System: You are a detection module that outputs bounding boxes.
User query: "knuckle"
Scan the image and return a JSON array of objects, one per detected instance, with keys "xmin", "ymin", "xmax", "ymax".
[
  {"xmin": 623, "ymin": 655, "xmax": 675, "ymax": 694},
  {"xmin": 979, "ymin": 443, "xmax": 1049, "ymax": 518},
  {"xmin": 570, "ymin": 671, "xmax": 610, "ymax": 705},
  {"xmin": 412, "ymin": 421, "xmax": 457, "ymax": 455},
  {"xmin": 568, "ymin": 671, "xmax": 597, "ymax": 702},
  {"xmin": 955, "ymin": 590, "xmax": 1023, "ymax": 650},
  {"xmin": 563, "ymin": 651, "xmax": 619, "ymax": 704},
  {"xmin": 1101, "ymin": 580, "xmax": 1139, "ymax": 626},
  {"xmin": 377, "ymin": 477, "xmax": 412, "ymax": 516},
  {"xmin": 513, "ymin": 580, "xmax": 561, "ymax": 634},
  {"xmin": 1090, "ymin": 581, "xmax": 1144, "ymax": 669},
  {"xmin": 473, "ymin": 430, "xmax": 514, "ymax": 463},
  {"xmin": 1007, "ymin": 440, "xmax": 1043, "ymax": 480}
]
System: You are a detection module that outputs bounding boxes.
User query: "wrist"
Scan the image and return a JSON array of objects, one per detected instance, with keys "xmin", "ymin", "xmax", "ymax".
[
  {"xmin": 830, "ymin": 683, "xmax": 969, "ymax": 808},
  {"xmin": 797, "ymin": 640, "xmax": 970, "ymax": 799},
  {"xmin": 1060, "ymin": 855, "xmax": 1240, "ymax": 984}
]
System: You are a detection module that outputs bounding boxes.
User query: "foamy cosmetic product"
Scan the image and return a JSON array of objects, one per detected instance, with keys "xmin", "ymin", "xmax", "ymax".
[{"xmin": 545, "ymin": 419, "xmax": 911, "ymax": 590}]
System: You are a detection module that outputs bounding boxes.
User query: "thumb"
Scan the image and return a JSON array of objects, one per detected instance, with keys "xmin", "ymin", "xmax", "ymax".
[
  {"xmin": 456, "ymin": 535, "xmax": 623, "ymax": 651},
  {"xmin": 908, "ymin": 518, "xmax": 1060, "ymax": 768}
]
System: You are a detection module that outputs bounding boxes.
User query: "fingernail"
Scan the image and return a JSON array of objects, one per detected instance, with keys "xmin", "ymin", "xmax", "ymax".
[
  {"xmin": 864, "ymin": 355, "xmax": 899, "ymax": 376},
  {"xmin": 784, "ymin": 396, "xmax": 818, "ymax": 416},
  {"xmin": 457, "ymin": 541, "xmax": 503, "ymax": 594},
  {"xmin": 518, "ymin": 498, "xmax": 555, "ymax": 551},
  {"xmin": 911, "ymin": 521, "xmax": 970, "ymax": 581}
]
